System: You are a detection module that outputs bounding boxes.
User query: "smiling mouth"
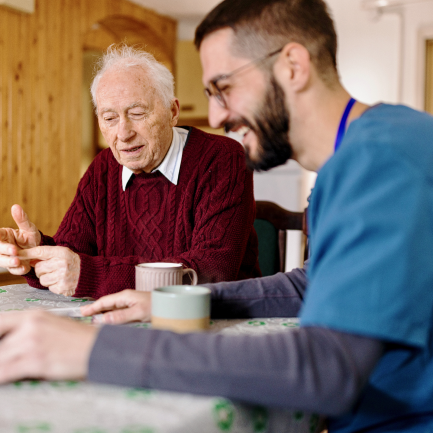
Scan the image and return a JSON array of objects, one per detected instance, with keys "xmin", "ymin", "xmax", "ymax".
[
  {"xmin": 225, "ymin": 122, "xmax": 252, "ymax": 139},
  {"xmin": 121, "ymin": 145, "xmax": 144, "ymax": 153},
  {"xmin": 236, "ymin": 125, "xmax": 251, "ymax": 138}
]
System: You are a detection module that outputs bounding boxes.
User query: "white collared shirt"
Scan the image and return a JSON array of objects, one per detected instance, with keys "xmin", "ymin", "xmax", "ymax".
[{"xmin": 122, "ymin": 127, "xmax": 188, "ymax": 191}]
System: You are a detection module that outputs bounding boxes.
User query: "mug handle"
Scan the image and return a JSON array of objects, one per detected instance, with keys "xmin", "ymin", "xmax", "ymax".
[{"xmin": 182, "ymin": 268, "xmax": 198, "ymax": 285}]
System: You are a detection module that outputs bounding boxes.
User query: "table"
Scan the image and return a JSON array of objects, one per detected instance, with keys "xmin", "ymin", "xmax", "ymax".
[{"xmin": 0, "ymin": 284, "xmax": 323, "ymax": 433}]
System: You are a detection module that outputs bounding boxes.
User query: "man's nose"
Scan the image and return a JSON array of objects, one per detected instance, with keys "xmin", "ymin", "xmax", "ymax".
[
  {"xmin": 117, "ymin": 118, "xmax": 136, "ymax": 142},
  {"xmin": 207, "ymin": 98, "xmax": 229, "ymax": 129}
]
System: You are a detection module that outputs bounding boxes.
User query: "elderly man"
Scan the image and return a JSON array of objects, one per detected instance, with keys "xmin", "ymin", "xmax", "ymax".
[
  {"xmin": 0, "ymin": 46, "xmax": 260, "ymax": 299},
  {"xmin": 2, "ymin": 1, "xmax": 433, "ymax": 432}
]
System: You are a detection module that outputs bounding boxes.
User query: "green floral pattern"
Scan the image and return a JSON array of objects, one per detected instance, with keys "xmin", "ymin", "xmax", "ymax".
[{"xmin": 213, "ymin": 399, "xmax": 235, "ymax": 431}]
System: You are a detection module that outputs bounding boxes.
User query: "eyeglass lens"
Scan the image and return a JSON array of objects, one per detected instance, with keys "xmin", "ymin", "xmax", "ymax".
[{"xmin": 204, "ymin": 82, "xmax": 226, "ymax": 107}]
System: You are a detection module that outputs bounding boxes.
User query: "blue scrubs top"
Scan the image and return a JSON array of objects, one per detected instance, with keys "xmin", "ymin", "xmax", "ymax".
[{"xmin": 300, "ymin": 104, "xmax": 433, "ymax": 432}]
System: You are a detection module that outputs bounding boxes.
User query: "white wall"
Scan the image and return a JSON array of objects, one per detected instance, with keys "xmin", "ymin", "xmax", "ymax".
[
  {"xmin": 326, "ymin": 0, "xmax": 401, "ymax": 104},
  {"xmin": 253, "ymin": 161, "xmax": 304, "ymax": 271},
  {"xmin": 254, "ymin": 162, "xmax": 302, "ymax": 210},
  {"xmin": 178, "ymin": 19, "xmax": 200, "ymax": 41},
  {"xmin": 326, "ymin": 0, "xmax": 433, "ymax": 109},
  {"xmin": 400, "ymin": 1, "xmax": 433, "ymax": 108}
]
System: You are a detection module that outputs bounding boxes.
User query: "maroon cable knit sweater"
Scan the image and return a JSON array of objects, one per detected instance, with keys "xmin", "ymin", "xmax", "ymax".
[{"xmin": 25, "ymin": 127, "xmax": 261, "ymax": 298}]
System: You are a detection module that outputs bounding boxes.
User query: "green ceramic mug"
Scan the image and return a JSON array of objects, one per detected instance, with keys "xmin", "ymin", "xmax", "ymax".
[{"xmin": 151, "ymin": 285, "xmax": 211, "ymax": 333}]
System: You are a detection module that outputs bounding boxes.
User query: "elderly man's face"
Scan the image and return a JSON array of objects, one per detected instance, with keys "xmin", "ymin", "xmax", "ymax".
[
  {"xmin": 200, "ymin": 28, "xmax": 292, "ymax": 171},
  {"xmin": 95, "ymin": 67, "xmax": 179, "ymax": 174}
]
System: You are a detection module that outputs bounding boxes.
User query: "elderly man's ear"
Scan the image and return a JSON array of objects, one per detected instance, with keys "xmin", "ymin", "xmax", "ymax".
[
  {"xmin": 273, "ymin": 43, "xmax": 312, "ymax": 95},
  {"xmin": 170, "ymin": 98, "xmax": 181, "ymax": 127}
]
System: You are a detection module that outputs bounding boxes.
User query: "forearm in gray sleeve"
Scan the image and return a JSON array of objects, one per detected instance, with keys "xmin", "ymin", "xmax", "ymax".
[
  {"xmin": 88, "ymin": 324, "xmax": 383, "ymax": 416},
  {"xmin": 206, "ymin": 263, "xmax": 309, "ymax": 318}
]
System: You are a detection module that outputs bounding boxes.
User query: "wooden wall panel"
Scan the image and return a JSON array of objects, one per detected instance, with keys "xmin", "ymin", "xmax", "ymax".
[{"xmin": 0, "ymin": 0, "xmax": 176, "ymax": 235}]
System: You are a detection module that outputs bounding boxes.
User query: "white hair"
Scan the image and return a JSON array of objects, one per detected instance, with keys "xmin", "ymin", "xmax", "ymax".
[{"xmin": 90, "ymin": 45, "xmax": 175, "ymax": 110}]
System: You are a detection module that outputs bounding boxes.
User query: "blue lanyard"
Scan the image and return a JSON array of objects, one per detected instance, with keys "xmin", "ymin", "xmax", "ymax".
[{"xmin": 334, "ymin": 97, "xmax": 356, "ymax": 152}]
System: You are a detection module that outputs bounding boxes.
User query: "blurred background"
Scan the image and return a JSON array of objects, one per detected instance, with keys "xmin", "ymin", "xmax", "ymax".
[{"xmin": 0, "ymin": 0, "xmax": 433, "ymax": 270}]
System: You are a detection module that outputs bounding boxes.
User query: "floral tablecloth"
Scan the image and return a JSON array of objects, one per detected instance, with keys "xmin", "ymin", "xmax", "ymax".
[{"xmin": 0, "ymin": 284, "xmax": 323, "ymax": 433}]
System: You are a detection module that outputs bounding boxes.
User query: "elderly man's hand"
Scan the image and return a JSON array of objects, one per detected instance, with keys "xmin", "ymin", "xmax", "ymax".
[
  {"xmin": 0, "ymin": 204, "xmax": 41, "ymax": 275},
  {"xmin": 81, "ymin": 289, "xmax": 151, "ymax": 324},
  {"xmin": 19, "ymin": 246, "xmax": 81, "ymax": 297},
  {"xmin": 0, "ymin": 310, "xmax": 99, "ymax": 383}
]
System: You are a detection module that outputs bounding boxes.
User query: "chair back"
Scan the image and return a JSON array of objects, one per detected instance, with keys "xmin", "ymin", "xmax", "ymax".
[{"xmin": 254, "ymin": 201, "xmax": 308, "ymax": 276}]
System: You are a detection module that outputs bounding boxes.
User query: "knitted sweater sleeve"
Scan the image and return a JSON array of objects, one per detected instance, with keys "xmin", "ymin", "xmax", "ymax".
[
  {"xmin": 23, "ymin": 162, "xmax": 100, "ymax": 292},
  {"xmin": 25, "ymin": 154, "xmax": 145, "ymax": 298}
]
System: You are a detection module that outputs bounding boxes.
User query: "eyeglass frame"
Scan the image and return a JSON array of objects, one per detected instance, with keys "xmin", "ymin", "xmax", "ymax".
[{"xmin": 203, "ymin": 47, "xmax": 284, "ymax": 109}]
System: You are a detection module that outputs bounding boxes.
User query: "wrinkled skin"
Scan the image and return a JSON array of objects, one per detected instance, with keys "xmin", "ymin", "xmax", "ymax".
[{"xmin": 81, "ymin": 289, "xmax": 151, "ymax": 325}]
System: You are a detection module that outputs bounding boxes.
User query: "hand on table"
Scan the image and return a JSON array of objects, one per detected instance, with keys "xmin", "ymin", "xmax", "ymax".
[
  {"xmin": 18, "ymin": 246, "xmax": 81, "ymax": 297},
  {"xmin": 0, "ymin": 310, "xmax": 99, "ymax": 383},
  {"xmin": 81, "ymin": 289, "xmax": 151, "ymax": 324},
  {"xmin": 0, "ymin": 204, "xmax": 41, "ymax": 275}
]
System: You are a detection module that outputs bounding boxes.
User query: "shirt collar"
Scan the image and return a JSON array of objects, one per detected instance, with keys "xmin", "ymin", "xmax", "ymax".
[{"xmin": 122, "ymin": 127, "xmax": 188, "ymax": 191}]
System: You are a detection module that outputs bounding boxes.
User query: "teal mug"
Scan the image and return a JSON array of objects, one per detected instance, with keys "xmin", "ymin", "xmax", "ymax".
[{"xmin": 151, "ymin": 285, "xmax": 211, "ymax": 333}]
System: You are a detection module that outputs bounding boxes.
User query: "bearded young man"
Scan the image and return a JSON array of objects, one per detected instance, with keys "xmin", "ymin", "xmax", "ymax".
[{"xmin": 1, "ymin": 1, "xmax": 433, "ymax": 432}]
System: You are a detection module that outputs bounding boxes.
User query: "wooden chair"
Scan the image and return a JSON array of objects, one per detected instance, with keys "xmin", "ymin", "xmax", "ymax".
[{"xmin": 254, "ymin": 201, "xmax": 308, "ymax": 277}]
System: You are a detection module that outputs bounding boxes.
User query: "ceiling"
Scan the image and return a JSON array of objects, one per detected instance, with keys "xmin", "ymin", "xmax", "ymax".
[{"xmin": 128, "ymin": 0, "xmax": 221, "ymax": 19}]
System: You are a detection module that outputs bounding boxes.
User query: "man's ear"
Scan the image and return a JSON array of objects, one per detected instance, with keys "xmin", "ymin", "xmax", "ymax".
[
  {"xmin": 170, "ymin": 98, "xmax": 180, "ymax": 127},
  {"xmin": 274, "ymin": 42, "xmax": 311, "ymax": 94}
]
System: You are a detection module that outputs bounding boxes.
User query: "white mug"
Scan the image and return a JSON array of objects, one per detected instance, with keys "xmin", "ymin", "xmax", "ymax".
[{"xmin": 135, "ymin": 262, "xmax": 198, "ymax": 292}]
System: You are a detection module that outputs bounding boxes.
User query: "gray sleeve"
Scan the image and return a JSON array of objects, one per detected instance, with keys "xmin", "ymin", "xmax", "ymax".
[
  {"xmin": 88, "ymin": 324, "xmax": 383, "ymax": 416},
  {"xmin": 206, "ymin": 262, "xmax": 309, "ymax": 319}
]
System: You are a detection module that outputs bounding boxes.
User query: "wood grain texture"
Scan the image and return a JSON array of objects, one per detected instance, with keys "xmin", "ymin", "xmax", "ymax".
[
  {"xmin": 0, "ymin": 0, "xmax": 176, "ymax": 235},
  {"xmin": 0, "ymin": 273, "xmax": 26, "ymax": 286}
]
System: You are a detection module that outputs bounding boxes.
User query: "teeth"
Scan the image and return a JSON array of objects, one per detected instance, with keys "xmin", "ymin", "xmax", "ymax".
[{"xmin": 237, "ymin": 126, "xmax": 250, "ymax": 137}]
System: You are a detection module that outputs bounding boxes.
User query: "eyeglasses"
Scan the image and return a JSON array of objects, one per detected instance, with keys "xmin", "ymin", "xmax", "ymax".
[{"xmin": 203, "ymin": 47, "xmax": 283, "ymax": 109}]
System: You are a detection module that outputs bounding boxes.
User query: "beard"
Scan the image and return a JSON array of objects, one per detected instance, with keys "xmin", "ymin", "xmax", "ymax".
[{"xmin": 245, "ymin": 76, "xmax": 293, "ymax": 172}]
